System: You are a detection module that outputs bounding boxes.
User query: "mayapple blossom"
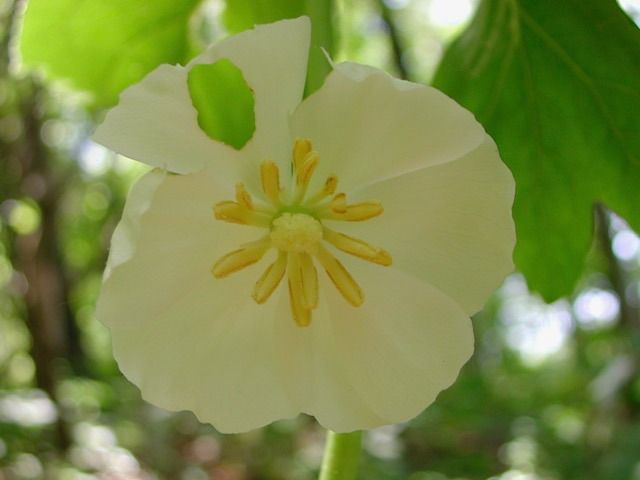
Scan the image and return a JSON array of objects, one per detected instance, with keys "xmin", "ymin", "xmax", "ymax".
[{"xmin": 93, "ymin": 17, "xmax": 515, "ymax": 433}]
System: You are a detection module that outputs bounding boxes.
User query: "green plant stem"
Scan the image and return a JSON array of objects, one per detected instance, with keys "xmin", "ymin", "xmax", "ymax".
[
  {"xmin": 304, "ymin": 0, "xmax": 336, "ymax": 96},
  {"xmin": 318, "ymin": 430, "xmax": 363, "ymax": 480}
]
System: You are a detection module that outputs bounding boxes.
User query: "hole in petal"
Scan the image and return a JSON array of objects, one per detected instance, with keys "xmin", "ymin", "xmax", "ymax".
[{"xmin": 187, "ymin": 59, "xmax": 256, "ymax": 150}]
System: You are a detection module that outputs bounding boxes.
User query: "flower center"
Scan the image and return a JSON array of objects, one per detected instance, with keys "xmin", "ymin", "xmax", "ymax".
[
  {"xmin": 270, "ymin": 213, "xmax": 322, "ymax": 254},
  {"xmin": 211, "ymin": 138, "xmax": 392, "ymax": 327}
]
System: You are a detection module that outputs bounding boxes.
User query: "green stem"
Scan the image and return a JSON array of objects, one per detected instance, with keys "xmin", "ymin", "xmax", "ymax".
[
  {"xmin": 303, "ymin": 0, "xmax": 335, "ymax": 96},
  {"xmin": 318, "ymin": 430, "xmax": 363, "ymax": 480}
]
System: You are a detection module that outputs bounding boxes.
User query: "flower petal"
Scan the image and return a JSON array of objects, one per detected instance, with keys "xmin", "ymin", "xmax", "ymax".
[
  {"xmin": 290, "ymin": 61, "xmax": 486, "ymax": 192},
  {"xmin": 93, "ymin": 64, "xmax": 237, "ymax": 175},
  {"xmin": 94, "ymin": 17, "xmax": 311, "ymax": 176},
  {"xmin": 272, "ymin": 260, "xmax": 473, "ymax": 432},
  {"xmin": 332, "ymin": 136, "xmax": 515, "ymax": 315},
  {"xmin": 96, "ymin": 170, "xmax": 300, "ymax": 433},
  {"xmin": 191, "ymin": 17, "xmax": 311, "ymax": 168}
]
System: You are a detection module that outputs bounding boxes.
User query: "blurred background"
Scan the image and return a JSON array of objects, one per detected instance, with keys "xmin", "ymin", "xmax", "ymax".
[{"xmin": 2, "ymin": 0, "xmax": 640, "ymax": 478}]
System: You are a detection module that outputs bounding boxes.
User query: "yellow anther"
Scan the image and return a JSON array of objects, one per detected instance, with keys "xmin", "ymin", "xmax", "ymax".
[
  {"xmin": 211, "ymin": 239, "xmax": 270, "ymax": 278},
  {"xmin": 330, "ymin": 201, "xmax": 384, "ymax": 221},
  {"xmin": 235, "ymin": 182, "xmax": 253, "ymax": 210},
  {"xmin": 299, "ymin": 253, "xmax": 319, "ymax": 309},
  {"xmin": 306, "ymin": 174, "xmax": 339, "ymax": 205},
  {"xmin": 316, "ymin": 246, "xmax": 364, "ymax": 307},
  {"xmin": 292, "ymin": 138, "xmax": 312, "ymax": 172},
  {"xmin": 291, "ymin": 151, "xmax": 320, "ymax": 203},
  {"xmin": 213, "ymin": 201, "xmax": 271, "ymax": 227},
  {"xmin": 214, "ymin": 201, "xmax": 243, "ymax": 224},
  {"xmin": 323, "ymin": 227, "xmax": 392, "ymax": 266},
  {"xmin": 260, "ymin": 161, "xmax": 281, "ymax": 203},
  {"xmin": 323, "ymin": 175, "xmax": 338, "ymax": 195},
  {"xmin": 329, "ymin": 193, "xmax": 347, "ymax": 213},
  {"xmin": 287, "ymin": 254, "xmax": 312, "ymax": 327},
  {"xmin": 252, "ymin": 251, "xmax": 287, "ymax": 304},
  {"xmin": 296, "ymin": 152, "xmax": 319, "ymax": 187}
]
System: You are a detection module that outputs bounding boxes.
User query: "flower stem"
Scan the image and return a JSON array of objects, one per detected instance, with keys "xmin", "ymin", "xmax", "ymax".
[{"xmin": 318, "ymin": 430, "xmax": 363, "ymax": 480}]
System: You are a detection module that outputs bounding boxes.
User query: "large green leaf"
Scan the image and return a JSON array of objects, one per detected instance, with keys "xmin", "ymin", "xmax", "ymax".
[
  {"xmin": 19, "ymin": 0, "xmax": 202, "ymax": 106},
  {"xmin": 433, "ymin": 0, "xmax": 640, "ymax": 301},
  {"xmin": 223, "ymin": 0, "xmax": 336, "ymax": 95}
]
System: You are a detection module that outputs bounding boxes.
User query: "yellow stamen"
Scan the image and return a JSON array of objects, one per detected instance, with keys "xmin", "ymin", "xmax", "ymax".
[
  {"xmin": 296, "ymin": 152, "xmax": 319, "ymax": 186},
  {"xmin": 299, "ymin": 253, "xmax": 319, "ymax": 309},
  {"xmin": 323, "ymin": 175, "xmax": 338, "ymax": 196},
  {"xmin": 235, "ymin": 182, "xmax": 253, "ymax": 210},
  {"xmin": 292, "ymin": 151, "xmax": 319, "ymax": 203},
  {"xmin": 323, "ymin": 227, "xmax": 392, "ymax": 266},
  {"xmin": 306, "ymin": 174, "xmax": 339, "ymax": 205},
  {"xmin": 212, "ymin": 239, "xmax": 270, "ymax": 278},
  {"xmin": 211, "ymin": 137, "xmax": 389, "ymax": 326},
  {"xmin": 329, "ymin": 193, "xmax": 347, "ymax": 213},
  {"xmin": 328, "ymin": 201, "xmax": 384, "ymax": 221},
  {"xmin": 292, "ymin": 138, "xmax": 312, "ymax": 172},
  {"xmin": 213, "ymin": 201, "xmax": 271, "ymax": 226},
  {"xmin": 260, "ymin": 161, "xmax": 281, "ymax": 203},
  {"xmin": 287, "ymin": 253, "xmax": 312, "ymax": 326},
  {"xmin": 315, "ymin": 246, "xmax": 364, "ymax": 307},
  {"xmin": 252, "ymin": 251, "xmax": 287, "ymax": 304}
]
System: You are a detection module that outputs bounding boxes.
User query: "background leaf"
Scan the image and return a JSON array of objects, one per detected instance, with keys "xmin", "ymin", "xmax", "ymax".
[
  {"xmin": 223, "ymin": 0, "xmax": 336, "ymax": 95},
  {"xmin": 433, "ymin": 0, "xmax": 640, "ymax": 301},
  {"xmin": 18, "ymin": 0, "xmax": 202, "ymax": 106}
]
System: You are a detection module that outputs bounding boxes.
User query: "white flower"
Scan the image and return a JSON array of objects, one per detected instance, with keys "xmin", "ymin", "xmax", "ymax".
[{"xmin": 93, "ymin": 17, "xmax": 515, "ymax": 433}]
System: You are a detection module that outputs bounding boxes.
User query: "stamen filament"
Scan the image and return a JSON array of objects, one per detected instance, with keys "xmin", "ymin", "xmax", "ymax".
[
  {"xmin": 315, "ymin": 246, "xmax": 364, "ymax": 307},
  {"xmin": 323, "ymin": 227, "xmax": 392, "ymax": 266},
  {"xmin": 252, "ymin": 251, "xmax": 287, "ymax": 304},
  {"xmin": 212, "ymin": 238, "xmax": 270, "ymax": 278},
  {"xmin": 213, "ymin": 201, "xmax": 272, "ymax": 226},
  {"xmin": 287, "ymin": 253, "xmax": 312, "ymax": 326}
]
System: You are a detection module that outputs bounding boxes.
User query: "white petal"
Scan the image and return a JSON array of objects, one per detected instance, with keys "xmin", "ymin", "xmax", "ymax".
[
  {"xmin": 333, "ymin": 136, "xmax": 515, "ymax": 315},
  {"xmin": 290, "ymin": 61, "xmax": 485, "ymax": 192},
  {"xmin": 93, "ymin": 64, "xmax": 238, "ymax": 176},
  {"xmin": 94, "ymin": 17, "xmax": 311, "ymax": 176},
  {"xmin": 97, "ymin": 170, "xmax": 299, "ymax": 433},
  {"xmin": 273, "ymin": 260, "xmax": 473, "ymax": 432},
  {"xmin": 191, "ymin": 17, "xmax": 311, "ymax": 168},
  {"xmin": 104, "ymin": 169, "xmax": 166, "ymax": 275}
]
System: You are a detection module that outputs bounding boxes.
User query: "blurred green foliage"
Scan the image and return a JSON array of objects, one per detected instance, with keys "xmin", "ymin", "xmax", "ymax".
[
  {"xmin": 19, "ymin": 0, "xmax": 202, "ymax": 106},
  {"xmin": 2, "ymin": 0, "xmax": 640, "ymax": 479}
]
